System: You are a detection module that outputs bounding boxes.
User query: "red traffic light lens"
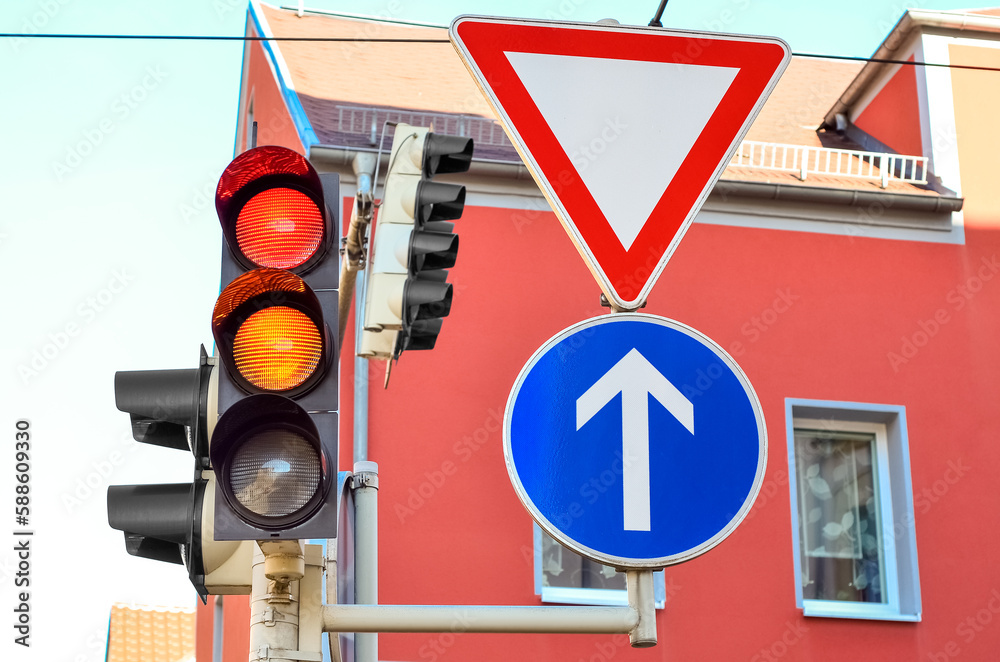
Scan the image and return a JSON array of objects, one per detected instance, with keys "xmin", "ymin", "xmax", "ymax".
[
  {"xmin": 212, "ymin": 268, "xmax": 329, "ymax": 396},
  {"xmin": 235, "ymin": 187, "xmax": 324, "ymax": 270},
  {"xmin": 216, "ymin": 145, "xmax": 329, "ymax": 273}
]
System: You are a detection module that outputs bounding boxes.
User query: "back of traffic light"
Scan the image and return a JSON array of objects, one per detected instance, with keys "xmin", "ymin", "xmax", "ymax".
[
  {"xmin": 107, "ymin": 347, "xmax": 253, "ymax": 600},
  {"xmin": 360, "ymin": 123, "xmax": 474, "ymax": 362}
]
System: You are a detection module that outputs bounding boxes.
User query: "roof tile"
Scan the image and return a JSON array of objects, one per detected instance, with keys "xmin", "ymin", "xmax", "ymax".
[{"xmin": 106, "ymin": 603, "xmax": 196, "ymax": 662}]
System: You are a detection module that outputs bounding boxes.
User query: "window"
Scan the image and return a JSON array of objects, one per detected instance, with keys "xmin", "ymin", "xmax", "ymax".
[
  {"xmin": 786, "ymin": 400, "xmax": 921, "ymax": 621},
  {"xmin": 532, "ymin": 525, "xmax": 668, "ymax": 608}
]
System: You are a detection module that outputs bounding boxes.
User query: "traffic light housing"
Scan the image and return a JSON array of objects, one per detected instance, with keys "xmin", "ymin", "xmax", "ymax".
[
  {"xmin": 106, "ymin": 144, "xmax": 339, "ymax": 594},
  {"xmin": 107, "ymin": 347, "xmax": 253, "ymax": 600},
  {"xmin": 211, "ymin": 145, "xmax": 340, "ymax": 541},
  {"xmin": 360, "ymin": 124, "xmax": 473, "ymax": 360}
]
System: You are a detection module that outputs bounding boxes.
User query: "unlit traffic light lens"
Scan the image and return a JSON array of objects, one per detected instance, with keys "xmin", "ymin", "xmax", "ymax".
[
  {"xmin": 210, "ymin": 394, "xmax": 335, "ymax": 535},
  {"xmin": 235, "ymin": 187, "xmax": 324, "ymax": 269},
  {"xmin": 232, "ymin": 306, "xmax": 322, "ymax": 392},
  {"xmin": 228, "ymin": 428, "xmax": 321, "ymax": 517}
]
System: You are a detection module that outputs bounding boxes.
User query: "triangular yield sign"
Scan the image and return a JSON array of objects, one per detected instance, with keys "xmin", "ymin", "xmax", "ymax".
[{"xmin": 450, "ymin": 17, "xmax": 790, "ymax": 309}]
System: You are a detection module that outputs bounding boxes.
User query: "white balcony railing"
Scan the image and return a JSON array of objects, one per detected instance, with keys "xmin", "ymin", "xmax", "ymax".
[{"xmin": 729, "ymin": 140, "xmax": 928, "ymax": 188}]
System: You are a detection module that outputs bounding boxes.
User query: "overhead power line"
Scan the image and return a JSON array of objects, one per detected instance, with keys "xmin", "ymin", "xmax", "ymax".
[
  {"xmin": 2, "ymin": 32, "xmax": 1000, "ymax": 72},
  {"xmin": 800, "ymin": 51, "xmax": 1000, "ymax": 73},
  {"xmin": 0, "ymin": 33, "xmax": 449, "ymax": 42}
]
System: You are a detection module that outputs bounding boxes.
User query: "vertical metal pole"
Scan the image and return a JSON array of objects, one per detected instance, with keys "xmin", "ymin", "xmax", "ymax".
[
  {"xmin": 212, "ymin": 596, "xmax": 224, "ymax": 662},
  {"xmin": 351, "ymin": 152, "xmax": 376, "ymax": 466},
  {"xmin": 249, "ymin": 542, "xmax": 305, "ymax": 662},
  {"xmin": 626, "ymin": 570, "xmax": 657, "ymax": 647},
  {"xmin": 353, "ymin": 461, "xmax": 379, "ymax": 662},
  {"xmin": 353, "ymin": 277, "xmax": 370, "ymax": 464}
]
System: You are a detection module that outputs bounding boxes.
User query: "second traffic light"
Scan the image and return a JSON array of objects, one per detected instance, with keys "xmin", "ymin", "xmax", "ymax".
[{"xmin": 360, "ymin": 124, "xmax": 474, "ymax": 360}]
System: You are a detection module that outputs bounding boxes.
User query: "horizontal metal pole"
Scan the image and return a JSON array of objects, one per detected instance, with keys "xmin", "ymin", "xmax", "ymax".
[{"xmin": 322, "ymin": 604, "xmax": 638, "ymax": 634}]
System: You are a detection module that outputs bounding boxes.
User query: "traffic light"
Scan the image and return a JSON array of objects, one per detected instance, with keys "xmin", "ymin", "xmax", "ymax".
[
  {"xmin": 360, "ymin": 123, "xmax": 473, "ymax": 360},
  {"xmin": 210, "ymin": 144, "xmax": 340, "ymax": 541},
  {"xmin": 107, "ymin": 347, "xmax": 253, "ymax": 600}
]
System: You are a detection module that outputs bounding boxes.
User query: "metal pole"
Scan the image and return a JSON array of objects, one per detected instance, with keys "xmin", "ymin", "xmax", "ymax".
[
  {"xmin": 352, "ymin": 462, "xmax": 379, "ymax": 662},
  {"xmin": 319, "ymin": 568, "xmax": 657, "ymax": 646},
  {"xmin": 626, "ymin": 570, "xmax": 657, "ymax": 647},
  {"xmin": 249, "ymin": 542, "xmax": 305, "ymax": 662},
  {"xmin": 322, "ymin": 604, "xmax": 638, "ymax": 634},
  {"xmin": 353, "ymin": 277, "xmax": 370, "ymax": 464},
  {"xmin": 212, "ymin": 596, "xmax": 224, "ymax": 662},
  {"xmin": 349, "ymin": 152, "xmax": 376, "ymax": 466}
]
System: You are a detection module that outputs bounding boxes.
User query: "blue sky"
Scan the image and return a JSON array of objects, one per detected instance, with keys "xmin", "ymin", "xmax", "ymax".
[{"xmin": 2, "ymin": 0, "xmax": 999, "ymax": 660}]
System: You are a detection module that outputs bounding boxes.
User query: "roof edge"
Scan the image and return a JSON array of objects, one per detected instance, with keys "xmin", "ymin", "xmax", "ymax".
[
  {"xmin": 713, "ymin": 179, "xmax": 963, "ymax": 214},
  {"xmin": 822, "ymin": 9, "xmax": 1000, "ymax": 129},
  {"xmin": 250, "ymin": 1, "xmax": 320, "ymax": 149},
  {"xmin": 274, "ymin": 3, "xmax": 448, "ymax": 29}
]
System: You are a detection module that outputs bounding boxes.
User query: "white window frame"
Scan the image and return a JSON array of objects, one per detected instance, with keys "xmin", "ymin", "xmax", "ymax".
[
  {"xmin": 532, "ymin": 525, "xmax": 668, "ymax": 609},
  {"xmin": 786, "ymin": 399, "xmax": 921, "ymax": 622}
]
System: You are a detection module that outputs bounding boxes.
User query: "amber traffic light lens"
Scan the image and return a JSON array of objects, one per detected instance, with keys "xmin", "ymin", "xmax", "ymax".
[
  {"xmin": 235, "ymin": 188, "xmax": 324, "ymax": 269},
  {"xmin": 232, "ymin": 306, "xmax": 322, "ymax": 392}
]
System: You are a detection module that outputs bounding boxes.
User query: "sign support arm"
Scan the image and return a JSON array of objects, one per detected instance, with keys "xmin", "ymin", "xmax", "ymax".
[{"xmin": 322, "ymin": 603, "xmax": 641, "ymax": 636}]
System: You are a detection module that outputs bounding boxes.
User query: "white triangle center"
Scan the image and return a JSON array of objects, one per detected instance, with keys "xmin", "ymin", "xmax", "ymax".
[{"xmin": 505, "ymin": 52, "xmax": 739, "ymax": 250}]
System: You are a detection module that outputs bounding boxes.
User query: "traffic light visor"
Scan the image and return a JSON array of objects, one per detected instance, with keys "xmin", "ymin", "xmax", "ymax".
[
  {"xmin": 213, "ymin": 268, "xmax": 329, "ymax": 396},
  {"xmin": 216, "ymin": 145, "xmax": 329, "ymax": 272},
  {"xmin": 423, "ymin": 134, "xmax": 473, "ymax": 175}
]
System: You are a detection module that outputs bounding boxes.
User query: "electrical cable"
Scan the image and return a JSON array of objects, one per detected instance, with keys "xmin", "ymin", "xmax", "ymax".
[{"xmin": 2, "ymin": 32, "xmax": 999, "ymax": 72}]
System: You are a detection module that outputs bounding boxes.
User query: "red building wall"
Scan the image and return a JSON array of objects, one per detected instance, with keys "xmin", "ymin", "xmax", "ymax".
[
  {"xmin": 854, "ymin": 55, "xmax": 923, "ymax": 156},
  {"xmin": 195, "ymin": 596, "xmax": 251, "ymax": 662},
  {"xmin": 235, "ymin": 32, "xmax": 305, "ymax": 155},
  {"xmin": 348, "ymin": 193, "xmax": 1000, "ymax": 661}
]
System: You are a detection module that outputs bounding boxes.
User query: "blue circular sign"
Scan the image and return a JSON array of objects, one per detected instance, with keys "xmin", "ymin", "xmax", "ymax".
[{"xmin": 503, "ymin": 313, "xmax": 766, "ymax": 568}]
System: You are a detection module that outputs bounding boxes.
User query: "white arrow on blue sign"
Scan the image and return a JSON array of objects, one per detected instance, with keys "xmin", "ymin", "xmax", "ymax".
[{"xmin": 503, "ymin": 314, "xmax": 766, "ymax": 568}]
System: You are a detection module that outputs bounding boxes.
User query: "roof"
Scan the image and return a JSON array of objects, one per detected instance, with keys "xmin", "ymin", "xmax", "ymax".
[
  {"xmin": 964, "ymin": 7, "xmax": 1000, "ymax": 17},
  {"xmin": 823, "ymin": 8, "xmax": 1000, "ymax": 128},
  {"xmin": 106, "ymin": 603, "xmax": 196, "ymax": 662},
  {"xmin": 255, "ymin": 3, "xmax": 934, "ymax": 195}
]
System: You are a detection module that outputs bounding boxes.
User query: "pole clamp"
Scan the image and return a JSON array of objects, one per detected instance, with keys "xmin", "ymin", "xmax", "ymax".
[
  {"xmin": 352, "ymin": 471, "xmax": 379, "ymax": 491},
  {"xmin": 251, "ymin": 608, "xmax": 299, "ymax": 628},
  {"xmin": 250, "ymin": 645, "xmax": 323, "ymax": 662}
]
